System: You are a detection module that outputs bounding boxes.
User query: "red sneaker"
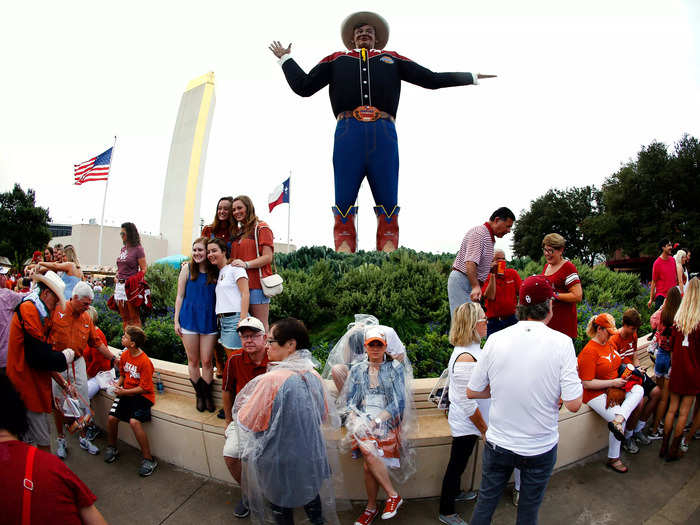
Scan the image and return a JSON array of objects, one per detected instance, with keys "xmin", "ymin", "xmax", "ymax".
[
  {"xmin": 354, "ymin": 507, "xmax": 379, "ymax": 525},
  {"xmin": 381, "ymin": 495, "xmax": 403, "ymax": 519}
]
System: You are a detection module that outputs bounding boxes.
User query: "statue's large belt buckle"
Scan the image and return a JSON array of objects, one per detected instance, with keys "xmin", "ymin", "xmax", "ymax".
[{"xmin": 352, "ymin": 105, "xmax": 381, "ymax": 122}]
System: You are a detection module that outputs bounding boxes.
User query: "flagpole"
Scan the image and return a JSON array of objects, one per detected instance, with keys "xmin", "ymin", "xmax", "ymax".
[
  {"xmin": 287, "ymin": 170, "xmax": 291, "ymax": 253},
  {"xmin": 97, "ymin": 136, "xmax": 116, "ymax": 266}
]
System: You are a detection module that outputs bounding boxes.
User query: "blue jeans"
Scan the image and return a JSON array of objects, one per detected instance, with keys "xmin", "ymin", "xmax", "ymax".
[
  {"xmin": 447, "ymin": 270, "xmax": 472, "ymax": 319},
  {"xmin": 470, "ymin": 442, "xmax": 557, "ymax": 525},
  {"xmin": 486, "ymin": 314, "xmax": 518, "ymax": 338},
  {"xmin": 332, "ymin": 118, "xmax": 399, "ymax": 215}
]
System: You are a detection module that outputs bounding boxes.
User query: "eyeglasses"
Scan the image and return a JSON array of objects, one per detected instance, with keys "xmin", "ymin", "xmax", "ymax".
[
  {"xmin": 476, "ymin": 318, "xmax": 487, "ymax": 324},
  {"xmin": 542, "ymin": 246, "xmax": 556, "ymax": 255},
  {"xmin": 267, "ymin": 339, "xmax": 279, "ymax": 345},
  {"xmin": 239, "ymin": 333, "xmax": 263, "ymax": 340}
]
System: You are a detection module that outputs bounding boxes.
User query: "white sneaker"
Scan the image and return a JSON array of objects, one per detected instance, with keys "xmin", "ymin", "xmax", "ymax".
[
  {"xmin": 79, "ymin": 436, "xmax": 100, "ymax": 455},
  {"xmin": 56, "ymin": 437, "xmax": 68, "ymax": 459}
]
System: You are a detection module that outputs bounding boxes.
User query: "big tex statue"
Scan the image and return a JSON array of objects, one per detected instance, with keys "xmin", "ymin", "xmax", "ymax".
[{"xmin": 270, "ymin": 11, "xmax": 495, "ymax": 252}]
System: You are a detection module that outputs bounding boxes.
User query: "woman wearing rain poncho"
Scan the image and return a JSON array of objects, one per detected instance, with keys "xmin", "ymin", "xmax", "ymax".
[
  {"xmin": 323, "ymin": 314, "xmax": 407, "ymax": 394},
  {"xmin": 336, "ymin": 325, "xmax": 416, "ymax": 525},
  {"xmin": 233, "ymin": 317, "xmax": 342, "ymax": 525}
]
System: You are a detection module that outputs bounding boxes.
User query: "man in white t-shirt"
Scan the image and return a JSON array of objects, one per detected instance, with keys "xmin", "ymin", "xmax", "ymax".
[{"xmin": 467, "ymin": 275, "xmax": 583, "ymax": 525}]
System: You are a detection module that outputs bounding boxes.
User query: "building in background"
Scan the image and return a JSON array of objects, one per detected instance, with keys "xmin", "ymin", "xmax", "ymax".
[{"xmin": 50, "ymin": 223, "xmax": 167, "ymax": 267}]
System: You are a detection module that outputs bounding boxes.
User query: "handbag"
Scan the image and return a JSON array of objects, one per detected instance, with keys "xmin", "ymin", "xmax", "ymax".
[{"xmin": 254, "ymin": 222, "xmax": 283, "ymax": 297}]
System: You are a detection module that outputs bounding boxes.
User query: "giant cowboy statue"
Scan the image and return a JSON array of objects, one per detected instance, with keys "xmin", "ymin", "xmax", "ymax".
[{"xmin": 270, "ymin": 11, "xmax": 495, "ymax": 253}]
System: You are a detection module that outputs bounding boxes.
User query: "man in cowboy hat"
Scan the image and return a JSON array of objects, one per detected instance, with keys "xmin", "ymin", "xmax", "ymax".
[
  {"xmin": 6, "ymin": 271, "xmax": 77, "ymax": 452},
  {"xmin": 270, "ymin": 11, "xmax": 495, "ymax": 253}
]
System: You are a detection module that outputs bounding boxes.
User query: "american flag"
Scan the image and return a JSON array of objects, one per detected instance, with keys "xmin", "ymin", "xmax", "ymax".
[{"xmin": 74, "ymin": 147, "xmax": 113, "ymax": 185}]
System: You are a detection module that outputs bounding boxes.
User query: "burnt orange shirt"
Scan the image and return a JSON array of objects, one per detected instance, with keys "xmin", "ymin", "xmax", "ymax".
[
  {"xmin": 49, "ymin": 302, "xmax": 100, "ymax": 359},
  {"xmin": 7, "ymin": 300, "xmax": 54, "ymax": 413},
  {"xmin": 608, "ymin": 330, "xmax": 638, "ymax": 366},
  {"xmin": 119, "ymin": 349, "xmax": 155, "ymax": 404},
  {"xmin": 230, "ymin": 222, "xmax": 274, "ymax": 290},
  {"xmin": 577, "ymin": 339, "xmax": 621, "ymax": 403}
]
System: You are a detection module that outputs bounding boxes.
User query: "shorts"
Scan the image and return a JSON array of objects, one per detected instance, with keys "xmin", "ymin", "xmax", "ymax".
[
  {"xmin": 52, "ymin": 357, "xmax": 89, "ymax": 416},
  {"xmin": 642, "ymin": 374, "xmax": 657, "ymax": 397},
  {"xmin": 654, "ymin": 348, "xmax": 671, "ymax": 379},
  {"xmin": 218, "ymin": 313, "xmax": 242, "ymax": 349},
  {"xmin": 24, "ymin": 411, "xmax": 51, "ymax": 447},
  {"xmin": 181, "ymin": 327, "xmax": 217, "ymax": 336},
  {"xmin": 249, "ymin": 288, "xmax": 270, "ymax": 305},
  {"xmin": 223, "ymin": 420, "xmax": 244, "ymax": 459},
  {"xmin": 110, "ymin": 394, "xmax": 153, "ymax": 423}
]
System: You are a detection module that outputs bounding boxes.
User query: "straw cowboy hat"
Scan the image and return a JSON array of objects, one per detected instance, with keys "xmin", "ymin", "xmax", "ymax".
[
  {"xmin": 341, "ymin": 11, "xmax": 390, "ymax": 50},
  {"xmin": 33, "ymin": 270, "xmax": 66, "ymax": 308}
]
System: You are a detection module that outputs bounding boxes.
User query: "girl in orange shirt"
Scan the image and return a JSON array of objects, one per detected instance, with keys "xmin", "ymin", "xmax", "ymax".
[{"xmin": 577, "ymin": 313, "xmax": 644, "ymax": 473}]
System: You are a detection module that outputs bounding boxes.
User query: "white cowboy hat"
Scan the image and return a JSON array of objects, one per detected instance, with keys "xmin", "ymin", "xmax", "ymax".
[
  {"xmin": 32, "ymin": 270, "xmax": 66, "ymax": 308},
  {"xmin": 340, "ymin": 11, "xmax": 390, "ymax": 50}
]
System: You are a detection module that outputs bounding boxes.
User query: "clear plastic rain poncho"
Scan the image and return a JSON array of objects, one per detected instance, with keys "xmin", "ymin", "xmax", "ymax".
[
  {"xmin": 233, "ymin": 349, "xmax": 344, "ymax": 525},
  {"xmin": 335, "ymin": 327, "xmax": 417, "ymax": 484},
  {"xmin": 322, "ymin": 314, "xmax": 407, "ymax": 395}
]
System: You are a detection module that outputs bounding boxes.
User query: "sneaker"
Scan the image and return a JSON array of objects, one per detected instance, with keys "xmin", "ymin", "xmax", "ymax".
[
  {"xmin": 454, "ymin": 490, "xmax": 478, "ymax": 502},
  {"xmin": 79, "ymin": 436, "xmax": 100, "ymax": 455},
  {"xmin": 85, "ymin": 424, "xmax": 101, "ymax": 442},
  {"xmin": 56, "ymin": 437, "xmax": 68, "ymax": 459},
  {"xmin": 634, "ymin": 430, "xmax": 651, "ymax": 446},
  {"xmin": 622, "ymin": 437, "xmax": 640, "ymax": 454},
  {"xmin": 439, "ymin": 514, "xmax": 468, "ymax": 525},
  {"xmin": 680, "ymin": 437, "xmax": 689, "ymax": 453},
  {"xmin": 381, "ymin": 495, "xmax": 403, "ymax": 520},
  {"xmin": 233, "ymin": 498, "xmax": 249, "ymax": 518},
  {"xmin": 351, "ymin": 448, "xmax": 362, "ymax": 459},
  {"xmin": 217, "ymin": 408, "xmax": 225, "ymax": 419},
  {"xmin": 354, "ymin": 507, "xmax": 379, "ymax": 525},
  {"xmin": 512, "ymin": 488, "xmax": 520, "ymax": 507},
  {"xmin": 139, "ymin": 457, "xmax": 158, "ymax": 477},
  {"xmin": 645, "ymin": 428, "xmax": 663, "ymax": 440},
  {"xmin": 104, "ymin": 445, "xmax": 119, "ymax": 463}
]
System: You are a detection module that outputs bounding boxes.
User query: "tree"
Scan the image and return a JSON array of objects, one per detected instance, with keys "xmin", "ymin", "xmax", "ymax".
[
  {"xmin": 0, "ymin": 184, "xmax": 51, "ymax": 269},
  {"xmin": 512, "ymin": 186, "xmax": 603, "ymax": 265},
  {"xmin": 584, "ymin": 135, "xmax": 700, "ymax": 260}
]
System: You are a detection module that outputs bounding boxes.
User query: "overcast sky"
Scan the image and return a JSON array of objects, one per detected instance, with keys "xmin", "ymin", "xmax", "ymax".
[{"xmin": 1, "ymin": 0, "xmax": 699, "ymax": 257}]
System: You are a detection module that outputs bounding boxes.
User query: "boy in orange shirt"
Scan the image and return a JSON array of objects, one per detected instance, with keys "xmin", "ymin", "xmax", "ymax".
[
  {"xmin": 104, "ymin": 326, "xmax": 157, "ymax": 476},
  {"xmin": 608, "ymin": 309, "xmax": 661, "ymax": 452}
]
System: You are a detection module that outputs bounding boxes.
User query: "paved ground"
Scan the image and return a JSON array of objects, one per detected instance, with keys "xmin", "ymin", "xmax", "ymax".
[{"xmin": 63, "ymin": 432, "xmax": 700, "ymax": 525}]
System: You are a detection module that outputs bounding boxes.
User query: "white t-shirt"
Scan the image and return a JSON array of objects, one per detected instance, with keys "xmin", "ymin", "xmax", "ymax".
[
  {"xmin": 468, "ymin": 321, "xmax": 583, "ymax": 456},
  {"xmin": 447, "ymin": 343, "xmax": 490, "ymax": 437},
  {"xmin": 215, "ymin": 265, "xmax": 248, "ymax": 314}
]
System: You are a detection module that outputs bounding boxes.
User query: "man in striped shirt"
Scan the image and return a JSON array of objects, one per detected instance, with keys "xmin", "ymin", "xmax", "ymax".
[{"xmin": 448, "ymin": 207, "xmax": 515, "ymax": 318}]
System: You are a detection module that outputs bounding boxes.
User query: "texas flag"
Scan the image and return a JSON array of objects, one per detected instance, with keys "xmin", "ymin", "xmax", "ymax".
[{"xmin": 268, "ymin": 177, "xmax": 290, "ymax": 212}]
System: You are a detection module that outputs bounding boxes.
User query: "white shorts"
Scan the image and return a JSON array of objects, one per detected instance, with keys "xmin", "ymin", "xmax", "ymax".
[
  {"xmin": 114, "ymin": 281, "xmax": 127, "ymax": 301},
  {"xmin": 223, "ymin": 420, "xmax": 243, "ymax": 459},
  {"xmin": 181, "ymin": 327, "xmax": 218, "ymax": 336},
  {"xmin": 52, "ymin": 357, "xmax": 90, "ymax": 417}
]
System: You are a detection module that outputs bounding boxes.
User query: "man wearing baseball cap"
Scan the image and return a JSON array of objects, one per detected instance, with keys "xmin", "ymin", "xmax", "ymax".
[
  {"xmin": 269, "ymin": 12, "xmax": 496, "ymax": 253},
  {"xmin": 6, "ymin": 271, "xmax": 77, "ymax": 453},
  {"xmin": 467, "ymin": 275, "xmax": 583, "ymax": 524},
  {"xmin": 221, "ymin": 316, "xmax": 269, "ymax": 519}
]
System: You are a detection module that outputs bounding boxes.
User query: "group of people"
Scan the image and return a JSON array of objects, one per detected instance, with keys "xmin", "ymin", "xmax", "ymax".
[{"xmin": 173, "ymin": 194, "xmax": 276, "ymax": 416}]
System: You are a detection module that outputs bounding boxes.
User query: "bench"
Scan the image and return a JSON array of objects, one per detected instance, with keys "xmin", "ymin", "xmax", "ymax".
[{"xmin": 92, "ymin": 336, "xmax": 656, "ymax": 499}]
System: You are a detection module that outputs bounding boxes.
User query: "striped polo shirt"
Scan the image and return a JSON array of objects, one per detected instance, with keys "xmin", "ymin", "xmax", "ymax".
[{"xmin": 453, "ymin": 223, "xmax": 496, "ymax": 283}]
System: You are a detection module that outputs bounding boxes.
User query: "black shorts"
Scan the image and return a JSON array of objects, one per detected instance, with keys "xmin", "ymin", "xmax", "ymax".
[
  {"xmin": 642, "ymin": 375, "xmax": 657, "ymax": 398},
  {"xmin": 110, "ymin": 395, "xmax": 153, "ymax": 423}
]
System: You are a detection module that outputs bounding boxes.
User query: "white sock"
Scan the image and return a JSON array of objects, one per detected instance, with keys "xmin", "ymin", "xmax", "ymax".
[
  {"xmin": 624, "ymin": 430, "xmax": 633, "ymax": 439},
  {"xmin": 635, "ymin": 420, "xmax": 646, "ymax": 432}
]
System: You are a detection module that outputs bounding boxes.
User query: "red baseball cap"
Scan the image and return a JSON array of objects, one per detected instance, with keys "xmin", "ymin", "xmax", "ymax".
[{"xmin": 519, "ymin": 275, "xmax": 555, "ymax": 305}]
